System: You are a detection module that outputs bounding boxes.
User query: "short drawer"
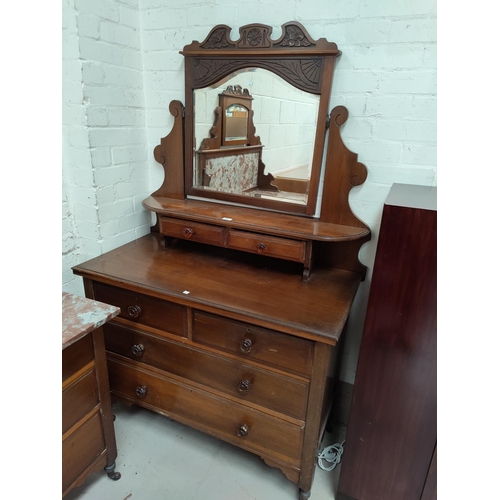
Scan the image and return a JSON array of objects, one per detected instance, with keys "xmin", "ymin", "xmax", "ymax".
[
  {"xmin": 62, "ymin": 334, "xmax": 94, "ymax": 383},
  {"xmin": 193, "ymin": 311, "xmax": 313, "ymax": 377},
  {"xmin": 62, "ymin": 411, "xmax": 105, "ymax": 494},
  {"xmin": 104, "ymin": 323, "xmax": 309, "ymax": 420},
  {"xmin": 227, "ymin": 229, "xmax": 306, "ymax": 263},
  {"xmin": 161, "ymin": 216, "xmax": 225, "ymax": 246},
  {"xmin": 107, "ymin": 355, "xmax": 303, "ymax": 467},
  {"xmin": 93, "ymin": 282, "xmax": 186, "ymax": 337},
  {"xmin": 62, "ymin": 367, "xmax": 100, "ymax": 435}
]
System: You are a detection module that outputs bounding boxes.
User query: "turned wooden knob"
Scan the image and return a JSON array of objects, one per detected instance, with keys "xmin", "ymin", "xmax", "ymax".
[
  {"xmin": 237, "ymin": 379, "xmax": 252, "ymax": 393},
  {"xmin": 237, "ymin": 423, "xmax": 249, "ymax": 438},
  {"xmin": 127, "ymin": 305, "xmax": 141, "ymax": 318},
  {"xmin": 182, "ymin": 227, "xmax": 194, "ymax": 239},
  {"xmin": 136, "ymin": 385, "xmax": 147, "ymax": 397},
  {"xmin": 131, "ymin": 344, "xmax": 144, "ymax": 357},
  {"xmin": 256, "ymin": 243, "xmax": 267, "ymax": 254},
  {"xmin": 239, "ymin": 338, "xmax": 253, "ymax": 353}
]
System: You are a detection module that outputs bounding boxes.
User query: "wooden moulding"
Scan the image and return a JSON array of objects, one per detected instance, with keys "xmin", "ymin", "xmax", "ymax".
[{"xmin": 152, "ymin": 100, "xmax": 185, "ymax": 199}]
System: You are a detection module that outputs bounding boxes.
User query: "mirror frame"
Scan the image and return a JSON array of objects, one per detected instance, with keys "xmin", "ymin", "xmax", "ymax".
[{"xmin": 181, "ymin": 22, "xmax": 340, "ymax": 216}]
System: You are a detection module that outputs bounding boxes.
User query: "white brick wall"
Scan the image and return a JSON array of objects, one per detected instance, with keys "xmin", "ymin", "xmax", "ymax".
[
  {"xmin": 62, "ymin": 0, "xmax": 151, "ymax": 296},
  {"xmin": 63, "ymin": 0, "xmax": 436, "ymax": 384}
]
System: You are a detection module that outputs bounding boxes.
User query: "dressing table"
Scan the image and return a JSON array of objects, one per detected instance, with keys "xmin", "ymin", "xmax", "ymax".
[{"xmin": 73, "ymin": 22, "xmax": 370, "ymax": 499}]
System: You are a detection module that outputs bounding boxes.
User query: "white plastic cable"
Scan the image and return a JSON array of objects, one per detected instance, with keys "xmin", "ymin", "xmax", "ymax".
[{"xmin": 317, "ymin": 441, "xmax": 345, "ymax": 471}]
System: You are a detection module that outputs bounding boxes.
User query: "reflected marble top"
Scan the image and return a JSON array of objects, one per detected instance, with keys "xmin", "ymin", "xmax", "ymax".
[{"xmin": 62, "ymin": 292, "xmax": 120, "ymax": 350}]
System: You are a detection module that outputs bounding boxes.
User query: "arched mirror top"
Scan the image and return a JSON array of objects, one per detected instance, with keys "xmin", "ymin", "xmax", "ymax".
[{"xmin": 181, "ymin": 22, "xmax": 341, "ymax": 216}]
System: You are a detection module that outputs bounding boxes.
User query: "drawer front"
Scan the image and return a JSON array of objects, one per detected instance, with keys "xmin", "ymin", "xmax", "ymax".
[
  {"xmin": 93, "ymin": 282, "xmax": 186, "ymax": 337},
  {"xmin": 193, "ymin": 311, "xmax": 313, "ymax": 377},
  {"xmin": 108, "ymin": 356, "xmax": 303, "ymax": 467},
  {"xmin": 161, "ymin": 217, "xmax": 225, "ymax": 246},
  {"xmin": 104, "ymin": 323, "xmax": 308, "ymax": 420},
  {"xmin": 62, "ymin": 411, "xmax": 105, "ymax": 494},
  {"xmin": 62, "ymin": 367, "xmax": 100, "ymax": 435},
  {"xmin": 227, "ymin": 229, "xmax": 305, "ymax": 263},
  {"xmin": 62, "ymin": 334, "xmax": 94, "ymax": 383}
]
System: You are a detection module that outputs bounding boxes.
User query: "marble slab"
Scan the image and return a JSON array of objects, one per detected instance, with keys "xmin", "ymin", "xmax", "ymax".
[{"xmin": 62, "ymin": 292, "xmax": 120, "ymax": 350}]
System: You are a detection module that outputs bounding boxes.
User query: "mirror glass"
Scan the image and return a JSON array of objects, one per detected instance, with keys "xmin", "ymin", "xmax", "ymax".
[
  {"xmin": 193, "ymin": 68, "xmax": 320, "ymax": 206},
  {"xmin": 225, "ymin": 104, "xmax": 249, "ymax": 141}
]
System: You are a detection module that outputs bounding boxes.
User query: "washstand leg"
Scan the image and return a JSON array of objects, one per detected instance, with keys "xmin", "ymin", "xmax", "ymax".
[
  {"xmin": 299, "ymin": 489, "xmax": 311, "ymax": 500},
  {"xmin": 104, "ymin": 462, "xmax": 121, "ymax": 480}
]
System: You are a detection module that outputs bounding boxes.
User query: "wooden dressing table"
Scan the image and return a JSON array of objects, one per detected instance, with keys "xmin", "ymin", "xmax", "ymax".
[{"xmin": 73, "ymin": 22, "xmax": 370, "ymax": 499}]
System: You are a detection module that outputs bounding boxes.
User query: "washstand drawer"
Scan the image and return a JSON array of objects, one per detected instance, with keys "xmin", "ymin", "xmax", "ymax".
[
  {"xmin": 62, "ymin": 411, "xmax": 105, "ymax": 494},
  {"xmin": 93, "ymin": 282, "xmax": 186, "ymax": 337},
  {"xmin": 62, "ymin": 334, "xmax": 94, "ymax": 383},
  {"xmin": 107, "ymin": 356, "xmax": 303, "ymax": 467},
  {"xmin": 160, "ymin": 217, "xmax": 225, "ymax": 246},
  {"xmin": 193, "ymin": 311, "xmax": 313, "ymax": 377},
  {"xmin": 227, "ymin": 229, "xmax": 306, "ymax": 263},
  {"xmin": 104, "ymin": 323, "xmax": 309, "ymax": 420},
  {"xmin": 62, "ymin": 367, "xmax": 100, "ymax": 435}
]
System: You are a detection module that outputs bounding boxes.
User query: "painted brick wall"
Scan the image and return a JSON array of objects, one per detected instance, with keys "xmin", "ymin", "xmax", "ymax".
[
  {"xmin": 62, "ymin": 0, "xmax": 151, "ymax": 296},
  {"xmin": 63, "ymin": 0, "xmax": 436, "ymax": 383}
]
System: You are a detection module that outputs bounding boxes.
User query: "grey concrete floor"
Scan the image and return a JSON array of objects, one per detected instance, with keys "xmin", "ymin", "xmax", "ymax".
[{"xmin": 65, "ymin": 402, "xmax": 346, "ymax": 500}]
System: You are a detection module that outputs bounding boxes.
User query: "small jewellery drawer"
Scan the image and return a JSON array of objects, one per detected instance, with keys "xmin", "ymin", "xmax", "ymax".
[
  {"xmin": 62, "ymin": 367, "xmax": 100, "ymax": 435},
  {"xmin": 193, "ymin": 311, "xmax": 313, "ymax": 377},
  {"xmin": 93, "ymin": 282, "xmax": 186, "ymax": 337},
  {"xmin": 160, "ymin": 217, "xmax": 225, "ymax": 246},
  {"xmin": 227, "ymin": 229, "xmax": 306, "ymax": 263},
  {"xmin": 104, "ymin": 323, "xmax": 309, "ymax": 419},
  {"xmin": 107, "ymin": 355, "xmax": 303, "ymax": 467}
]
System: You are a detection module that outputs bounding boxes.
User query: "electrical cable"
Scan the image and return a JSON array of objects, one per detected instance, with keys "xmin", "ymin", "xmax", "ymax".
[{"xmin": 317, "ymin": 441, "xmax": 345, "ymax": 471}]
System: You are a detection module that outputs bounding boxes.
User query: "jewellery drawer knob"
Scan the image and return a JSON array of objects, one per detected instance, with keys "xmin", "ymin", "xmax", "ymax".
[
  {"xmin": 237, "ymin": 379, "xmax": 252, "ymax": 393},
  {"xmin": 239, "ymin": 338, "xmax": 253, "ymax": 354},
  {"xmin": 257, "ymin": 243, "xmax": 267, "ymax": 254},
  {"xmin": 182, "ymin": 227, "xmax": 194, "ymax": 239},
  {"xmin": 127, "ymin": 305, "xmax": 141, "ymax": 319},
  {"xmin": 131, "ymin": 344, "xmax": 144, "ymax": 357},
  {"xmin": 136, "ymin": 385, "xmax": 148, "ymax": 397},
  {"xmin": 237, "ymin": 423, "xmax": 249, "ymax": 438}
]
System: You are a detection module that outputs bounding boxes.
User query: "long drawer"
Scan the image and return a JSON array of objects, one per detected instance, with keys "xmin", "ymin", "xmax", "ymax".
[
  {"xmin": 93, "ymin": 282, "xmax": 187, "ymax": 337},
  {"xmin": 104, "ymin": 322, "xmax": 308, "ymax": 420},
  {"xmin": 107, "ymin": 355, "xmax": 303, "ymax": 467},
  {"xmin": 193, "ymin": 311, "xmax": 313, "ymax": 377}
]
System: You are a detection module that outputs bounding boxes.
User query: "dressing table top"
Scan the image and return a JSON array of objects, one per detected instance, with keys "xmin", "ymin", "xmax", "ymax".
[{"xmin": 73, "ymin": 233, "xmax": 362, "ymax": 345}]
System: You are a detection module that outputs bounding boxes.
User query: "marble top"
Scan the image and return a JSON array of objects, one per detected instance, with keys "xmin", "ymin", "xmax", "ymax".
[{"xmin": 62, "ymin": 292, "xmax": 120, "ymax": 349}]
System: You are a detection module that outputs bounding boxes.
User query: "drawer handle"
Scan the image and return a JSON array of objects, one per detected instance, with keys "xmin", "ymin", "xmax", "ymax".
[
  {"xmin": 182, "ymin": 227, "xmax": 194, "ymax": 239},
  {"xmin": 127, "ymin": 305, "xmax": 141, "ymax": 319},
  {"xmin": 237, "ymin": 423, "xmax": 249, "ymax": 438},
  {"xmin": 256, "ymin": 243, "xmax": 267, "ymax": 254},
  {"xmin": 239, "ymin": 338, "xmax": 253, "ymax": 354},
  {"xmin": 136, "ymin": 385, "xmax": 148, "ymax": 397},
  {"xmin": 237, "ymin": 379, "xmax": 252, "ymax": 393},
  {"xmin": 131, "ymin": 344, "xmax": 144, "ymax": 357}
]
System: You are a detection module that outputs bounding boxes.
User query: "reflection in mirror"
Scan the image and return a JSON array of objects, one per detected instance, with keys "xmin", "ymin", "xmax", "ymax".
[
  {"xmin": 225, "ymin": 104, "xmax": 248, "ymax": 141},
  {"xmin": 193, "ymin": 68, "xmax": 320, "ymax": 206}
]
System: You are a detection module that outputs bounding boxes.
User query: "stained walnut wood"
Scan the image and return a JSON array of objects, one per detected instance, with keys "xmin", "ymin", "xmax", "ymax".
[
  {"xmin": 337, "ymin": 184, "xmax": 437, "ymax": 500},
  {"xmin": 72, "ymin": 21, "xmax": 373, "ymax": 500},
  {"xmin": 181, "ymin": 22, "xmax": 339, "ymax": 215},
  {"xmin": 107, "ymin": 353, "xmax": 304, "ymax": 468},
  {"xmin": 103, "ymin": 322, "xmax": 309, "ymax": 420},
  {"xmin": 74, "ymin": 233, "xmax": 361, "ymax": 345}
]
